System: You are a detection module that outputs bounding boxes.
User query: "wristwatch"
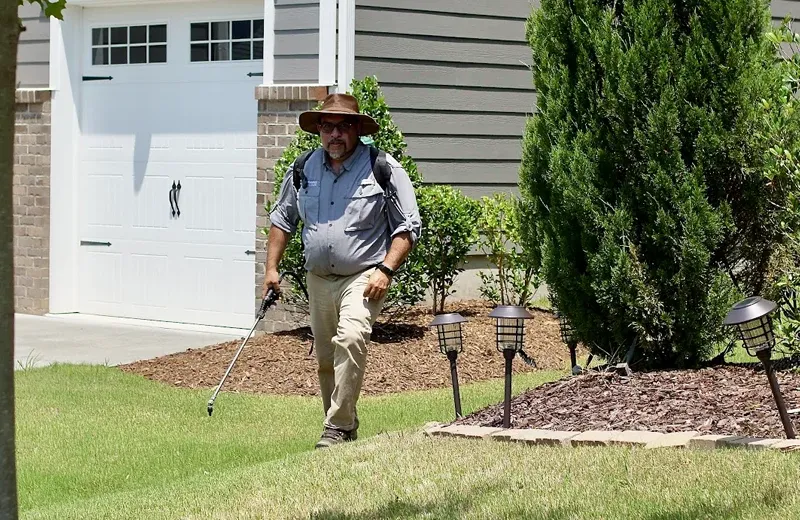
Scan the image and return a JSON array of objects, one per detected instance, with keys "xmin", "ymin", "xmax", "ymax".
[{"xmin": 377, "ymin": 263, "xmax": 395, "ymax": 277}]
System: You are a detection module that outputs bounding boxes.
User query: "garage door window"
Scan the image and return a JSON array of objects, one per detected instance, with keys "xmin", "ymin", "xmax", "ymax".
[
  {"xmin": 92, "ymin": 24, "xmax": 168, "ymax": 65},
  {"xmin": 190, "ymin": 19, "xmax": 264, "ymax": 62}
]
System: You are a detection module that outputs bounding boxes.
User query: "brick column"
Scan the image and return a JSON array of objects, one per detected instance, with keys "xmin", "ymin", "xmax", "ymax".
[
  {"xmin": 13, "ymin": 90, "xmax": 52, "ymax": 315},
  {"xmin": 254, "ymin": 85, "xmax": 329, "ymax": 332}
]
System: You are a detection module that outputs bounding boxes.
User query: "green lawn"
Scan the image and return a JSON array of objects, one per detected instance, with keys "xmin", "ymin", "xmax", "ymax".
[
  {"xmin": 14, "ymin": 363, "xmax": 560, "ymax": 518},
  {"xmin": 15, "ymin": 364, "xmax": 800, "ymax": 519}
]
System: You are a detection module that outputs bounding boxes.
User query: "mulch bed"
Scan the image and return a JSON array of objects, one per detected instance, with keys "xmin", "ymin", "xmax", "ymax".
[
  {"xmin": 455, "ymin": 364, "xmax": 800, "ymax": 439},
  {"xmin": 119, "ymin": 298, "xmax": 800, "ymax": 439},
  {"xmin": 119, "ymin": 300, "xmax": 574, "ymax": 397}
]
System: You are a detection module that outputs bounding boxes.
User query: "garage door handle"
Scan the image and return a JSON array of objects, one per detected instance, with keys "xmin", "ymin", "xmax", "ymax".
[
  {"xmin": 170, "ymin": 181, "xmax": 177, "ymax": 217},
  {"xmin": 175, "ymin": 181, "xmax": 181, "ymax": 217},
  {"xmin": 80, "ymin": 240, "xmax": 111, "ymax": 246},
  {"xmin": 83, "ymin": 75, "xmax": 113, "ymax": 81}
]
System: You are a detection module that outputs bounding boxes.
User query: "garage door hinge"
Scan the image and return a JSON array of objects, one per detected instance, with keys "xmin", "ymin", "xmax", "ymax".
[
  {"xmin": 80, "ymin": 240, "xmax": 111, "ymax": 246},
  {"xmin": 82, "ymin": 76, "xmax": 113, "ymax": 81},
  {"xmin": 245, "ymin": 250, "xmax": 256, "ymax": 255},
  {"xmin": 247, "ymin": 72, "xmax": 263, "ymax": 77}
]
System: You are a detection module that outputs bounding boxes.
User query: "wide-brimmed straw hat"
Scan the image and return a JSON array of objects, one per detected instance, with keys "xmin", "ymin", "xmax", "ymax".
[{"xmin": 299, "ymin": 93, "xmax": 380, "ymax": 135}]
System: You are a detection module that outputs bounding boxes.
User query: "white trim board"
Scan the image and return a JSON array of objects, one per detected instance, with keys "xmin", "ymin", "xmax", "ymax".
[
  {"xmin": 262, "ymin": 0, "xmax": 275, "ymax": 83},
  {"xmin": 49, "ymin": 8, "xmax": 83, "ymax": 313},
  {"xmin": 336, "ymin": 0, "xmax": 355, "ymax": 92},
  {"xmin": 318, "ymin": 0, "xmax": 336, "ymax": 85}
]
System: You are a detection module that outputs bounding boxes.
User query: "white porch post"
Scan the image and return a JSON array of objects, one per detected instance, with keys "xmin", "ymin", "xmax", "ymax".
[
  {"xmin": 318, "ymin": 0, "xmax": 336, "ymax": 85},
  {"xmin": 262, "ymin": 0, "xmax": 275, "ymax": 84},
  {"xmin": 336, "ymin": 0, "xmax": 355, "ymax": 92}
]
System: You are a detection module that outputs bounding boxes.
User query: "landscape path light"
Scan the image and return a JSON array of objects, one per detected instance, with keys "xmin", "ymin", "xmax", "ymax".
[
  {"xmin": 489, "ymin": 305, "xmax": 534, "ymax": 428},
  {"xmin": 555, "ymin": 309, "xmax": 580, "ymax": 374},
  {"xmin": 723, "ymin": 296, "xmax": 796, "ymax": 439},
  {"xmin": 429, "ymin": 312, "xmax": 467, "ymax": 419}
]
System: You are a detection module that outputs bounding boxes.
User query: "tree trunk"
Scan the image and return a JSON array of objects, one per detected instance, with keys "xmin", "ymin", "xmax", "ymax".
[{"xmin": 0, "ymin": 1, "xmax": 20, "ymax": 518}]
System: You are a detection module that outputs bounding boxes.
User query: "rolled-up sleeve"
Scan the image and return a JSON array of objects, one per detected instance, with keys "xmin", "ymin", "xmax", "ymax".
[
  {"xmin": 269, "ymin": 166, "xmax": 300, "ymax": 234},
  {"xmin": 385, "ymin": 156, "xmax": 422, "ymax": 245}
]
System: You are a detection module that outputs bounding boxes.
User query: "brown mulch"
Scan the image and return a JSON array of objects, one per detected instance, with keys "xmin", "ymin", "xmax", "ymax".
[
  {"xmin": 118, "ymin": 300, "xmax": 575, "ymax": 397},
  {"xmin": 119, "ymin": 297, "xmax": 800, "ymax": 439},
  {"xmin": 455, "ymin": 364, "xmax": 800, "ymax": 439}
]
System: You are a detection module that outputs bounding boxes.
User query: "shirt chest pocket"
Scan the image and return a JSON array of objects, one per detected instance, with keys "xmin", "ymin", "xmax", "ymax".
[
  {"xmin": 298, "ymin": 183, "xmax": 321, "ymax": 230},
  {"xmin": 345, "ymin": 180, "xmax": 385, "ymax": 232}
]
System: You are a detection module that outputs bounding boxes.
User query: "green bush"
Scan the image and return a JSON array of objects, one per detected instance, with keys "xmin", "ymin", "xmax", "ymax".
[
  {"xmin": 477, "ymin": 193, "xmax": 541, "ymax": 307},
  {"xmin": 265, "ymin": 76, "xmax": 425, "ymax": 317},
  {"xmin": 519, "ymin": 0, "xmax": 788, "ymax": 369},
  {"xmin": 415, "ymin": 185, "xmax": 481, "ymax": 313}
]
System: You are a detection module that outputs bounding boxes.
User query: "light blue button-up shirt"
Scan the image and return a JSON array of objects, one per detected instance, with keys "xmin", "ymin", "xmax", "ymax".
[{"xmin": 270, "ymin": 142, "xmax": 422, "ymax": 277}]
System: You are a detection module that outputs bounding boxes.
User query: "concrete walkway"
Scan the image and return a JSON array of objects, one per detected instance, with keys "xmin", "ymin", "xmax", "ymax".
[{"xmin": 14, "ymin": 313, "xmax": 247, "ymax": 370}]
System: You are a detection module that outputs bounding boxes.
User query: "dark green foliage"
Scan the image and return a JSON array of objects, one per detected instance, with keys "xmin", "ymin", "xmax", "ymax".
[{"xmin": 519, "ymin": 0, "xmax": 786, "ymax": 368}]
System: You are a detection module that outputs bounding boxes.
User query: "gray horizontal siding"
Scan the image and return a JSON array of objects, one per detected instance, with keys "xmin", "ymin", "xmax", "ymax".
[
  {"xmin": 357, "ymin": 0, "xmax": 534, "ymax": 18},
  {"xmin": 379, "ymin": 85, "xmax": 537, "ymax": 113},
  {"xmin": 17, "ymin": 2, "xmax": 49, "ymax": 88},
  {"xmin": 415, "ymin": 161, "xmax": 521, "ymax": 184},
  {"xmin": 405, "ymin": 137, "xmax": 522, "ymax": 161},
  {"xmin": 356, "ymin": 34, "xmax": 531, "ymax": 67},
  {"xmin": 355, "ymin": 1, "xmax": 536, "ymax": 199},
  {"xmin": 357, "ymin": 7, "xmax": 526, "ymax": 42},
  {"xmin": 771, "ymin": 0, "xmax": 800, "ymax": 20},
  {"xmin": 274, "ymin": 56, "xmax": 318, "ymax": 83},
  {"xmin": 392, "ymin": 112, "xmax": 527, "ymax": 136},
  {"xmin": 274, "ymin": 1, "xmax": 319, "ymax": 83},
  {"xmin": 356, "ymin": 59, "xmax": 532, "ymax": 89}
]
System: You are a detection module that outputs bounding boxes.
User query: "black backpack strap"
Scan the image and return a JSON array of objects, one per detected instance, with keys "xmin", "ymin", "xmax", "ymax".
[
  {"xmin": 292, "ymin": 149, "xmax": 316, "ymax": 192},
  {"xmin": 368, "ymin": 145, "xmax": 394, "ymax": 197}
]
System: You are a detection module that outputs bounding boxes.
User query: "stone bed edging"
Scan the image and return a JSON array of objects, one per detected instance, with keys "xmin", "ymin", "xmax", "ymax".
[{"xmin": 422, "ymin": 423, "xmax": 800, "ymax": 452}]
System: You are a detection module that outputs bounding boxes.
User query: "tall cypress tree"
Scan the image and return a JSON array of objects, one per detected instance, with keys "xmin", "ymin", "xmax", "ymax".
[{"xmin": 520, "ymin": 0, "xmax": 786, "ymax": 368}]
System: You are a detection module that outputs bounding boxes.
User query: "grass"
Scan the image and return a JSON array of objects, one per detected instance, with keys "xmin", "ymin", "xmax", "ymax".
[{"xmin": 16, "ymin": 364, "xmax": 800, "ymax": 519}]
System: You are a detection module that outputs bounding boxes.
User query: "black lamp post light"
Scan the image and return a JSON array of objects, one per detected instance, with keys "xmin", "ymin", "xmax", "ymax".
[
  {"xmin": 555, "ymin": 309, "xmax": 582, "ymax": 375},
  {"xmin": 489, "ymin": 305, "xmax": 534, "ymax": 428},
  {"xmin": 429, "ymin": 312, "xmax": 467, "ymax": 419},
  {"xmin": 723, "ymin": 296, "xmax": 796, "ymax": 439}
]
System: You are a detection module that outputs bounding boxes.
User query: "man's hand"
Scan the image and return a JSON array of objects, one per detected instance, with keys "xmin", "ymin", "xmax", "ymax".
[
  {"xmin": 262, "ymin": 269, "xmax": 282, "ymax": 299},
  {"xmin": 363, "ymin": 269, "xmax": 391, "ymax": 301}
]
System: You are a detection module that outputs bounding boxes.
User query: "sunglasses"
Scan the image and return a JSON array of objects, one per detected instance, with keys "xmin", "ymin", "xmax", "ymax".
[{"xmin": 318, "ymin": 120, "xmax": 357, "ymax": 134}]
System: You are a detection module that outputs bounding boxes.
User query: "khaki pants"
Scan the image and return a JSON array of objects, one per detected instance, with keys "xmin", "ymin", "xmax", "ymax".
[{"xmin": 306, "ymin": 267, "xmax": 386, "ymax": 432}]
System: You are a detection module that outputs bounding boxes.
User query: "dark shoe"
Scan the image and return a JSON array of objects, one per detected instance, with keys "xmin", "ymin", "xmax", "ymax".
[{"xmin": 315, "ymin": 427, "xmax": 355, "ymax": 449}]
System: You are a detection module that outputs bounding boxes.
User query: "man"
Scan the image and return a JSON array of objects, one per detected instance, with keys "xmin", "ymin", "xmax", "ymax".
[{"xmin": 264, "ymin": 93, "xmax": 422, "ymax": 448}]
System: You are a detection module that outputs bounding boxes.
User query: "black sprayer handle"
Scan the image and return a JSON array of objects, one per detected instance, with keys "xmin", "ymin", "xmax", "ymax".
[
  {"xmin": 257, "ymin": 271, "xmax": 309, "ymax": 319},
  {"xmin": 207, "ymin": 270, "xmax": 309, "ymax": 417}
]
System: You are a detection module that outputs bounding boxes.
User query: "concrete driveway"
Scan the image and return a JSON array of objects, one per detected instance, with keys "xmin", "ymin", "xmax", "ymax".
[{"xmin": 14, "ymin": 313, "xmax": 247, "ymax": 370}]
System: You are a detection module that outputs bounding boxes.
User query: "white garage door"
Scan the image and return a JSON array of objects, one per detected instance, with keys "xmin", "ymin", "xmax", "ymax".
[{"xmin": 78, "ymin": 1, "xmax": 264, "ymax": 328}]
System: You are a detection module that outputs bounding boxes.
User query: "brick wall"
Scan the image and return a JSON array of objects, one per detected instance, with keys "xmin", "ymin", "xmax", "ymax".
[
  {"xmin": 13, "ymin": 90, "xmax": 51, "ymax": 315},
  {"xmin": 254, "ymin": 85, "xmax": 329, "ymax": 332}
]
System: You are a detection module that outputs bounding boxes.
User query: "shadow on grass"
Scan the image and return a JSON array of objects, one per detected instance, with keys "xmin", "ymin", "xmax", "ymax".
[
  {"xmin": 640, "ymin": 483, "xmax": 786, "ymax": 520},
  {"xmin": 302, "ymin": 481, "xmax": 789, "ymax": 520},
  {"xmin": 301, "ymin": 483, "xmax": 500, "ymax": 520}
]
